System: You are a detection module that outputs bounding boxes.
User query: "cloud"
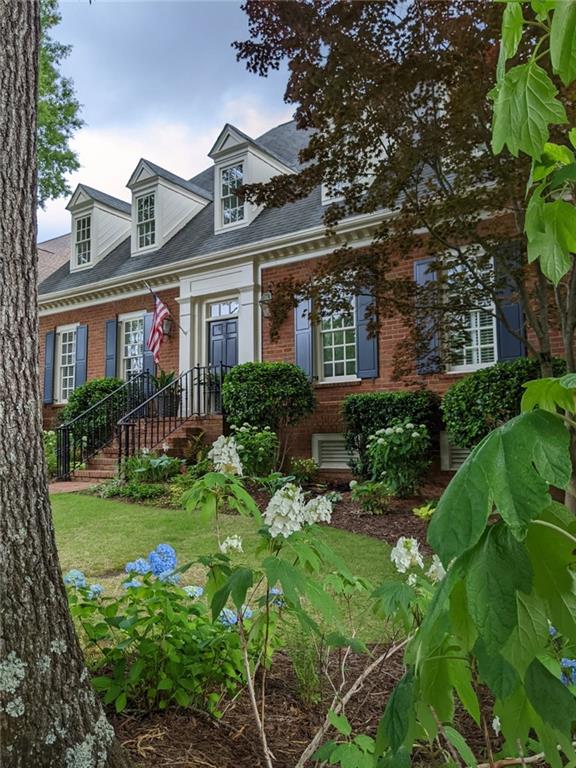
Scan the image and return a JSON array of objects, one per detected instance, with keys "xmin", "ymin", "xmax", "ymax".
[{"xmin": 37, "ymin": 96, "xmax": 293, "ymax": 242}]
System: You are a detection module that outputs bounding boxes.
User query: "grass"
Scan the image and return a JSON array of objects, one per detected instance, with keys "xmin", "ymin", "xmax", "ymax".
[{"xmin": 52, "ymin": 493, "xmax": 396, "ymax": 641}]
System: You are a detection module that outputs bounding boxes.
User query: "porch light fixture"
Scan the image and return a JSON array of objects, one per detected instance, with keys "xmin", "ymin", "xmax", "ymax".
[
  {"xmin": 259, "ymin": 290, "xmax": 273, "ymax": 317},
  {"xmin": 162, "ymin": 316, "xmax": 173, "ymax": 337}
]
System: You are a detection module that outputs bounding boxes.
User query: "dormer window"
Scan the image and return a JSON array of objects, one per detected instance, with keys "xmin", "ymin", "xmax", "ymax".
[
  {"xmin": 221, "ymin": 164, "xmax": 244, "ymax": 226},
  {"xmin": 75, "ymin": 215, "xmax": 91, "ymax": 266},
  {"xmin": 137, "ymin": 193, "xmax": 156, "ymax": 248}
]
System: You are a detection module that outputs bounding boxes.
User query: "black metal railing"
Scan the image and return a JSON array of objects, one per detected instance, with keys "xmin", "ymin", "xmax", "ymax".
[
  {"xmin": 56, "ymin": 372, "xmax": 153, "ymax": 480},
  {"xmin": 117, "ymin": 364, "xmax": 231, "ymax": 464}
]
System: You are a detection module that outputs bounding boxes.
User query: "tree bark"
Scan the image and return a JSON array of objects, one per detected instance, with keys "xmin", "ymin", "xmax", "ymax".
[{"xmin": 0, "ymin": 2, "xmax": 131, "ymax": 765}]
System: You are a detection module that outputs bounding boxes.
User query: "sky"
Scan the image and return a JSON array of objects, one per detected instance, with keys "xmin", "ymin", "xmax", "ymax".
[{"xmin": 37, "ymin": 0, "xmax": 292, "ymax": 242}]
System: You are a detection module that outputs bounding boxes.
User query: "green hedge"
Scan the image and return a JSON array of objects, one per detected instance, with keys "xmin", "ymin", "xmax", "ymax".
[
  {"xmin": 342, "ymin": 389, "xmax": 441, "ymax": 478},
  {"xmin": 222, "ymin": 362, "xmax": 315, "ymax": 431},
  {"xmin": 60, "ymin": 377, "xmax": 125, "ymax": 424},
  {"xmin": 442, "ymin": 357, "xmax": 566, "ymax": 449}
]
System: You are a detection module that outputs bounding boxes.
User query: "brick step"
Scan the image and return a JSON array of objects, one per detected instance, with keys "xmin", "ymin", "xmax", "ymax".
[
  {"xmin": 86, "ymin": 457, "xmax": 118, "ymax": 469},
  {"xmin": 72, "ymin": 468, "xmax": 116, "ymax": 480}
]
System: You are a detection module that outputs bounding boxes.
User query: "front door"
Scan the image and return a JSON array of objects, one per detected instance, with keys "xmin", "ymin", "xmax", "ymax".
[{"xmin": 209, "ymin": 318, "xmax": 238, "ymax": 368}]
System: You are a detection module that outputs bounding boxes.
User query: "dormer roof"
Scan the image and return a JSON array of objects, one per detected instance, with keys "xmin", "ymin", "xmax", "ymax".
[
  {"xmin": 127, "ymin": 159, "xmax": 213, "ymax": 201},
  {"xmin": 208, "ymin": 123, "xmax": 295, "ymax": 170},
  {"xmin": 66, "ymin": 184, "xmax": 131, "ymax": 215}
]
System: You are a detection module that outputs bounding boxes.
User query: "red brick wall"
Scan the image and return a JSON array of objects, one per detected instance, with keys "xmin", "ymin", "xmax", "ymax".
[{"xmin": 40, "ymin": 288, "xmax": 179, "ymax": 426}]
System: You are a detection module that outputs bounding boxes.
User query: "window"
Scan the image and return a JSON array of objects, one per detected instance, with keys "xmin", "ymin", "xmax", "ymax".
[
  {"xmin": 57, "ymin": 328, "xmax": 76, "ymax": 402},
  {"xmin": 75, "ymin": 215, "xmax": 91, "ymax": 266},
  {"xmin": 121, "ymin": 317, "xmax": 144, "ymax": 379},
  {"xmin": 450, "ymin": 308, "xmax": 497, "ymax": 372},
  {"xmin": 320, "ymin": 305, "xmax": 357, "ymax": 379},
  {"xmin": 221, "ymin": 164, "xmax": 244, "ymax": 225},
  {"xmin": 209, "ymin": 300, "xmax": 239, "ymax": 318},
  {"xmin": 137, "ymin": 193, "xmax": 156, "ymax": 248}
]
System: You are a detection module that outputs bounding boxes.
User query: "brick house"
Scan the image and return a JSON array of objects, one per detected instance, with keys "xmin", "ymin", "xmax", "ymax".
[{"xmin": 38, "ymin": 119, "xmax": 537, "ymax": 480}]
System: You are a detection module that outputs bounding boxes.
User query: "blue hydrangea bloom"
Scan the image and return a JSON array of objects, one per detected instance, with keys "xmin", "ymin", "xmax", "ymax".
[
  {"xmin": 123, "ymin": 578, "xmax": 143, "ymax": 589},
  {"xmin": 561, "ymin": 658, "xmax": 576, "ymax": 686},
  {"xmin": 125, "ymin": 557, "xmax": 151, "ymax": 575},
  {"xmin": 219, "ymin": 608, "xmax": 238, "ymax": 626},
  {"xmin": 148, "ymin": 544, "xmax": 177, "ymax": 576},
  {"xmin": 87, "ymin": 584, "xmax": 103, "ymax": 600},
  {"xmin": 242, "ymin": 606, "xmax": 254, "ymax": 620},
  {"xmin": 64, "ymin": 569, "xmax": 87, "ymax": 589},
  {"xmin": 184, "ymin": 585, "xmax": 204, "ymax": 598},
  {"xmin": 269, "ymin": 587, "xmax": 285, "ymax": 608},
  {"xmin": 158, "ymin": 570, "xmax": 181, "ymax": 585},
  {"xmin": 549, "ymin": 625, "xmax": 558, "ymax": 638}
]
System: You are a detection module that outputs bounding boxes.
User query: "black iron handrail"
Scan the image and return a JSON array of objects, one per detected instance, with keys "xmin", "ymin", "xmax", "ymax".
[
  {"xmin": 55, "ymin": 372, "xmax": 153, "ymax": 480},
  {"xmin": 116, "ymin": 363, "xmax": 231, "ymax": 464}
]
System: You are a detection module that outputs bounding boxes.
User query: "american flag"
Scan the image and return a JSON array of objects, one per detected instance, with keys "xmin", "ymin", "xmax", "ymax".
[{"xmin": 147, "ymin": 292, "xmax": 171, "ymax": 364}]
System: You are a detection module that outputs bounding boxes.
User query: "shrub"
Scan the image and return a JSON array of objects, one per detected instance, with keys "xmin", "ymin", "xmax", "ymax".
[
  {"xmin": 43, "ymin": 430, "xmax": 57, "ymax": 478},
  {"xmin": 59, "ymin": 377, "xmax": 125, "ymax": 424},
  {"xmin": 65, "ymin": 549, "xmax": 245, "ymax": 715},
  {"xmin": 94, "ymin": 478, "xmax": 166, "ymax": 502},
  {"xmin": 289, "ymin": 457, "xmax": 319, "ymax": 486},
  {"xmin": 222, "ymin": 362, "xmax": 315, "ymax": 431},
  {"xmin": 123, "ymin": 451, "xmax": 183, "ymax": 483},
  {"xmin": 412, "ymin": 500, "xmax": 437, "ymax": 519},
  {"xmin": 441, "ymin": 357, "xmax": 566, "ymax": 449},
  {"xmin": 168, "ymin": 460, "xmax": 213, "ymax": 506},
  {"xmin": 366, "ymin": 419, "xmax": 431, "ymax": 497},
  {"xmin": 231, "ymin": 423, "xmax": 279, "ymax": 476},
  {"xmin": 350, "ymin": 480, "xmax": 392, "ymax": 514},
  {"xmin": 343, "ymin": 390, "xmax": 440, "ymax": 478}
]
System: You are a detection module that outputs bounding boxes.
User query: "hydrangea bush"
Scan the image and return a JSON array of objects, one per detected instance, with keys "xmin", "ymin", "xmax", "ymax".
[
  {"xmin": 230, "ymin": 423, "xmax": 279, "ymax": 477},
  {"xmin": 366, "ymin": 418, "xmax": 431, "ymax": 497}
]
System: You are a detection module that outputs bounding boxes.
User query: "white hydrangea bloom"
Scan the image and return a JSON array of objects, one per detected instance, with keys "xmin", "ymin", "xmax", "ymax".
[
  {"xmin": 385, "ymin": 427, "xmax": 394, "ymax": 435},
  {"xmin": 407, "ymin": 573, "xmax": 418, "ymax": 587},
  {"xmin": 304, "ymin": 495, "xmax": 333, "ymax": 525},
  {"xmin": 492, "ymin": 715, "xmax": 501, "ymax": 736},
  {"xmin": 405, "ymin": 423, "xmax": 414, "ymax": 430},
  {"xmin": 263, "ymin": 483, "xmax": 306, "ymax": 539},
  {"xmin": 219, "ymin": 534, "xmax": 243, "ymax": 554},
  {"xmin": 426, "ymin": 554, "xmax": 446, "ymax": 583},
  {"xmin": 390, "ymin": 536, "xmax": 424, "ymax": 574},
  {"xmin": 208, "ymin": 435, "xmax": 243, "ymax": 475}
]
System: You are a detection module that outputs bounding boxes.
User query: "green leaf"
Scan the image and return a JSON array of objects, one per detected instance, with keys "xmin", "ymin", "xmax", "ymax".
[
  {"xmin": 376, "ymin": 670, "xmax": 414, "ymax": 754},
  {"xmin": 313, "ymin": 741, "xmax": 337, "ymax": 762},
  {"xmin": 491, "ymin": 61, "xmax": 567, "ymax": 158},
  {"xmin": 376, "ymin": 747, "xmax": 411, "ymax": 768},
  {"xmin": 527, "ymin": 199, "xmax": 576, "ymax": 284},
  {"xmin": 495, "ymin": 687, "xmax": 535, "ymax": 755},
  {"xmin": 174, "ymin": 688, "xmax": 191, "ymax": 708},
  {"xmin": 443, "ymin": 726, "xmax": 477, "ymax": 768},
  {"xmin": 504, "ymin": 591, "xmax": 550, "ymax": 673},
  {"xmin": 525, "ymin": 658, "xmax": 576, "ymax": 734},
  {"xmin": 428, "ymin": 411, "xmax": 571, "ymax": 562},
  {"xmin": 448, "ymin": 658, "xmax": 480, "ymax": 725},
  {"xmin": 449, "ymin": 581, "xmax": 477, "ymax": 652},
  {"xmin": 420, "ymin": 646, "xmax": 454, "ymax": 723},
  {"xmin": 372, "ymin": 580, "xmax": 416, "ymax": 626},
  {"xmin": 570, "ymin": 128, "xmax": 576, "ymax": 149},
  {"xmin": 328, "ymin": 709, "xmax": 352, "ymax": 736},
  {"xmin": 561, "ymin": 373, "xmax": 576, "ymax": 389},
  {"xmin": 475, "ymin": 638, "xmax": 520, "ymax": 699},
  {"xmin": 550, "ymin": 162, "xmax": 576, "ymax": 189},
  {"xmin": 229, "ymin": 567, "xmax": 253, "ymax": 612},
  {"xmin": 329, "ymin": 743, "xmax": 365, "ymax": 768},
  {"xmin": 550, "ymin": 0, "xmax": 576, "ymax": 86},
  {"xmin": 210, "ymin": 581, "xmax": 231, "ymax": 622},
  {"xmin": 501, "ymin": 2, "xmax": 524, "ymax": 61},
  {"xmin": 263, "ymin": 557, "xmax": 307, "ymax": 608},
  {"xmin": 466, "ymin": 524, "xmax": 532, "ymax": 652},
  {"xmin": 522, "ymin": 377, "xmax": 576, "ymax": 413},
  {"xmin": 115, "ymin": 691, "xmax": 127, "ymax": 713}
]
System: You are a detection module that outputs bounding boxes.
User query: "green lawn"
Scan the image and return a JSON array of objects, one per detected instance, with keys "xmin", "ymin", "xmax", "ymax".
[{"xmin": 52, "ymin": 493, "xmax": 396, "ymax": 640}]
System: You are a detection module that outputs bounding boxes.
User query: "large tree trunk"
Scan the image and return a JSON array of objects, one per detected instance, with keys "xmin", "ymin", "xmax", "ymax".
[{"xmin": 0, "ymin": 2, "xmax": 130, "ymax": 765}]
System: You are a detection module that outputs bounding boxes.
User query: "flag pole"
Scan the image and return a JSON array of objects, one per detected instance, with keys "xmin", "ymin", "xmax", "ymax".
[{"xmin": 143, "ymin": 281, "xmax": 188, "ymax": 336}]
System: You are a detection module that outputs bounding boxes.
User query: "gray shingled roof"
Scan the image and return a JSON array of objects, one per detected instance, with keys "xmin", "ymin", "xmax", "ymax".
[
  {"xmin": 138, "ymin": 159, "xmax": 213, "ymax": 201},
  {"xmin": 40, "ymin": 120, "xmax": 318, "ymax": 297},
  {"xmin": 38, "ymin": 233, "xmax": 71, "ymax": 284},
  {"xmin": 76, "ymin": 184, "xmax": 132, "ymax": 215}
]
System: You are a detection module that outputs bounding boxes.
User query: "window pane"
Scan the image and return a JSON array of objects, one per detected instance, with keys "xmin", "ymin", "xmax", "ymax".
[
  {"xmin": 221, "ymin": 164, "xmax": 244, "ymax": 225},
  {"xmin": 320, "ymin": 300, "xmax": 357, "ymax": 378}
]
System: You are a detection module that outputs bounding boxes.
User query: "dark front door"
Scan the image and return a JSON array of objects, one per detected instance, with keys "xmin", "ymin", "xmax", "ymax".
[{"xmin": 209, "ymin": 318, "xmax": 238, "ymax": 368}]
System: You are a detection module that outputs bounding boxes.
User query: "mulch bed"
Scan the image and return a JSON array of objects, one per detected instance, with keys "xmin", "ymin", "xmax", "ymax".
[{"xmin": 110, "ymin": 474, "xmax": 497, "ymax": 768}]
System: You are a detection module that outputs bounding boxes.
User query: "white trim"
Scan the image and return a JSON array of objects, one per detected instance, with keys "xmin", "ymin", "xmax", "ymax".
[
  {"xmin": 38, "ymin": 282, "xmax": 179, "ymax": 316},
  {"xmin": 118, "ymin": 309, "xmax": 146, "ymax": 322},
  {"xmin": 54, "ymin": 322, "xmax": 79, "ymax": 404}
]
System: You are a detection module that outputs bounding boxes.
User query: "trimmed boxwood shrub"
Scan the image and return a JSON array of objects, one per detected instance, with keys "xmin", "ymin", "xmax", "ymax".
[
  {"xmin": 222, "ymin": 362, "xmax": 315, "ymax": 431},
  {"xmin": 442, "ymin": 357, "xmax": 566, "ymax": 449},
  {"xmin": 60, "ymin": 377, "xmax": 125, "ymax": 424},
  {"xmin": 343, "ymin": 389, "xmax": 441, "ymax": 478}
]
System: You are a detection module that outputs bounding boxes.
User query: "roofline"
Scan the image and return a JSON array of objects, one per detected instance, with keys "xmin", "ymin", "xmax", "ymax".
[{"xmin": 38, "ymin": 210, "xmax": 393, "ymax": 309}]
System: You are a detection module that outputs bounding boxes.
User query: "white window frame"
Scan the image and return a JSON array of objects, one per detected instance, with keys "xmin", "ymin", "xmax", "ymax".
[
  {"xmin": 447, "ymin": 306, "xmax": 498, "ymax": 374},
  {"xmin": 118, "ymin": 311, "xmax": 145, "ymax": 380},
  {"xmin": 317, "ymin": 299, "xmax": 359, "ymax": 383},
  {"xmin": 55, "ymin": 323, "xmax": 78, "ymax": 404},
  {"xmin": 207, "ymin": 298, "xmax": 240, "ymax": 321},
  {"xmin": 220, "ymin": 163, "xmax": 245, "ymax": 227},
  {"xmin": 136, "ymin": 192, "xmax": 156, "ymax": 250},
  {"xmin": 74, "ymin": 215, "xmax": 92, "ymax": 267}
]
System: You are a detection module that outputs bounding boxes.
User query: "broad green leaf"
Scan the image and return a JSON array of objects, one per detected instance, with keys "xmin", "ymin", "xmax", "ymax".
[
  {"xmin": 561, "ymin": 373, "xmax": 576, "ymax": 389},
  {"xmin": 210, "ymin": 581, "xmax": 231, "ymax": 622},
  {"xmin": 501, "ymin": 2, "xmax": 523, "ymax": 61},
  {"xmin": 531, "ymin": 142, "xmax": 574, "ymax": 182},
  {"xmin": 448, "ymin": 656, "xmax": 480, "ymax": 725},
  {"xmin": 503, "ymin": 591, "xmax": 550, "ymax": 673},
  {"xmin": 443, "ymin": 726, "xmax": 477, "ymax": 768},
  {"xmin": 495, "ymin": 687, "xmax": 535, "ymax": 755},
  {"xmin": 525, "ymin": 185, "xmax": 545, "ymax": 241},
  {"xmin": 528, "ymin": 199, "xmax": 576, "ymax": 283},
  {"xmin": 466, "ymin": 524, "xmax": 532, "ymax": 652},
  {"xmin": 353, "ymin": 734, "xmax": 374, "ymax": 753},
  {"xmin": 372, "ymin": 580, "xmax": 416, "ymax": 626},
  {"xmin": 475, "ymin": 638, "xmax": 520, "ymax": 699},
  {"xmin": 329, "ymin": 743, "xmax": 366, "ymax": 768},
  {"xmin": 550, "ymin": 162, "xmax": 576, "ymax": 189},
  {"xmin": 428, "ymin": 411, "xmax": 571, "ymax": 562},
  {"xmin": 115, "ymin": 691, "xmax": 127, "ymax": 713},
  {"xmin": 229, "ymin": 567, "xmax": 253, "ymax": 611},
  {"xmin": 570, "ymin": 128, "xmax": 576, "ymax": 149},
  {"xmin": 449, "ymin": 581, "xmax": 477, "ymax": 652},
  {"xmin": 550, "ymin": 0, "xmax": 576, "ymax": 86},
  {"xmin": 530, "ymin": 0, "xmax": 555, "ymax": 21},
  {"xmin": 376, "ymin": 670, "xmax": 414, "ymax": 754},
  {"xmin": 522, "ymin": 377, "xmax": 576, "ymax": 413},
  {"xmin": 313, "ymin": 741, "xmax": 337, "ymax": 762},
  {"xmin": 525, "ymin": 658, "xmax": 576, "ymax": 734},
  {"xmin": 491, "ymin": 61, "xmax": 567, "ymax": 158},
  {"xmin": 174, "ymin": 688, "xmax": 191, "ymax": 708},
  {"xmin": 420, "ymin": 645, "xmax": 454, "ymax": 723},
  {"xmin": 325, "ymin": 631, "xmax": 367, "ymax": 654},
  {"xmin": 376, "ymin": 747, "xmax": 411, "ymax": 768},
  {"xmin": 262, "ymin": 556, "xmax": 307, "ymax": 608},
  {"xmin": 328, "ymin": 709, "xmax": 352, "ymax": 736}
]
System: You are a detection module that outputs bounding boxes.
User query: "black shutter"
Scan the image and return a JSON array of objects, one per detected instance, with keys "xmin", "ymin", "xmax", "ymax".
[
  {"xmin": 43, "ymin": 330, "xmax": 56, "ymax": 404},
  {"xmin": 105, "ymin": 318, "xmax": 118, "ymax": 378},
  {"xmin": 143, "ymin": 311, "xmax": 155, "ymax": 375},
  {"xmin": 294, "ymin": 298, "xmax": 313, "ymax": 378},
  {"xmin": 74, "ymin": 324, "xmax": 88, "ymax": 388},
  {"xmin": 355, "ymin": 293, "xmax": 378, "ymax": 379},
  {"xmin": 414, "ymin": 258, "xmax": 441, "ymax": 374},
  {"xmin": 495, "ymin": 245, "xmax": 525, "ymax": 362}
]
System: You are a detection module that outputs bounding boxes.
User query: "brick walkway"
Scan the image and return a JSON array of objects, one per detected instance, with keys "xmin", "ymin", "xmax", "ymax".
[{"xmin": 49, "ymin": 480, "xmax": 96, "ymax": 494}]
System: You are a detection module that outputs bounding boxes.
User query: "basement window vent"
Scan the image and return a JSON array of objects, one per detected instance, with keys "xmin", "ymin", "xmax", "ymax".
[
  {"xmin": 440, "ymin": 431, "xmax": 471, "ymax": 472},
  {"xmin": 312, "ymin": 433, "xmax": 353, "ymax": 470}
]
